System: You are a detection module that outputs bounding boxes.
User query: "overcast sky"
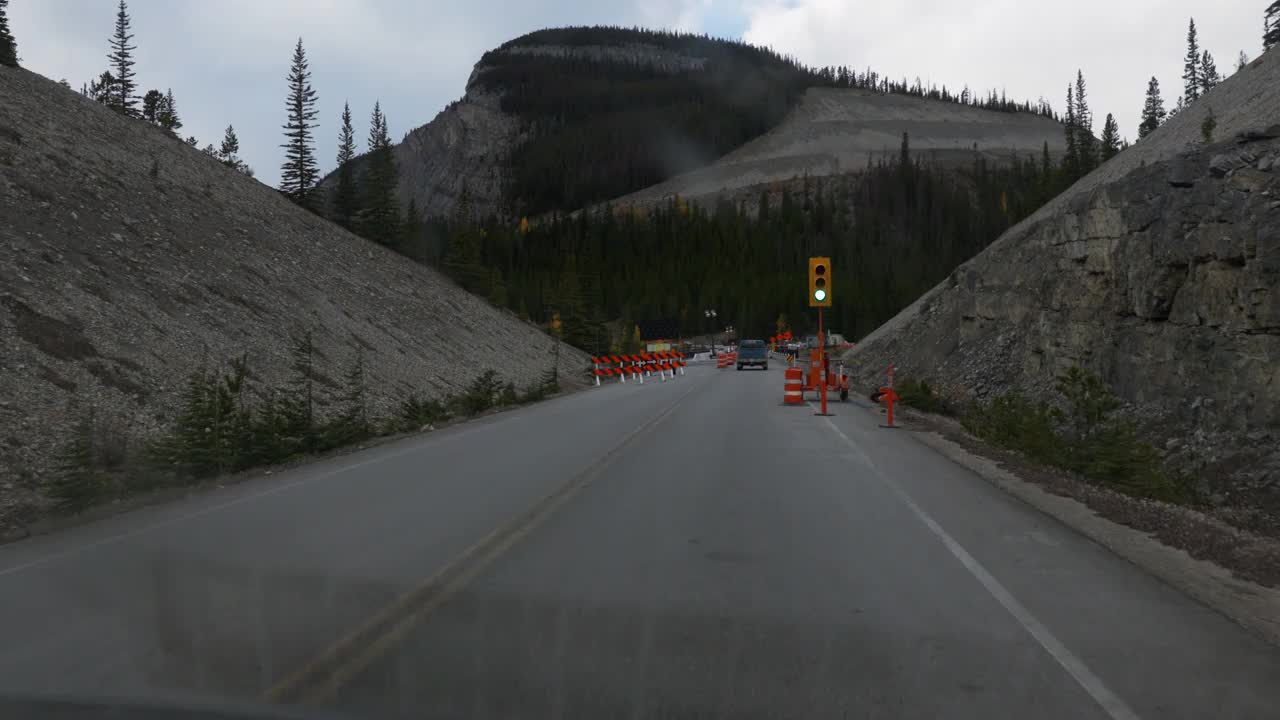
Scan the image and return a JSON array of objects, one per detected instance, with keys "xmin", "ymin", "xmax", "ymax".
[{"xmin": 9, "ymin": 1, "xmax": 1267, "ymax": 188}]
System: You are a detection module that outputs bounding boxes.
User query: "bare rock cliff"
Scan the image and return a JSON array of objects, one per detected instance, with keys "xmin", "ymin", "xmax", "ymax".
[{"xmin": 846, "ymin": 52, "xmax": 1280, "ymax": 509}]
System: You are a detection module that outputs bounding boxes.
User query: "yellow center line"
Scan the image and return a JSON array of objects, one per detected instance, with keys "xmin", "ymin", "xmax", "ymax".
[{"xmin": 261, "ymin": 381, "xmax": 702, "ymax": 706}]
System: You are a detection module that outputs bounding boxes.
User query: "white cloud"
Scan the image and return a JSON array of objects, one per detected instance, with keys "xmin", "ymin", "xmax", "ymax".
[{"xmin": 742, "ymin": 0, "xmax": 1264, "ymax": 142}]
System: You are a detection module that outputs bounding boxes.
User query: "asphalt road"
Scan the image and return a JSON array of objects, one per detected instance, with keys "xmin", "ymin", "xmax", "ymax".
[{"xmin": 1, "ymin": 362, "xmax": 1279, "ymax": 719}]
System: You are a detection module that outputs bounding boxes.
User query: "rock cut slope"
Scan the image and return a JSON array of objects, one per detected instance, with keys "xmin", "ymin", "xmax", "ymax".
[
  {"xmin": 846, "ymin": 51, "xmax": 1280, "ymax": 508},
  {"xmin": 610, "ymin": 87, "xmax": 1068, "ymax": 210},
  {"xmin": 0, "ymin": 67, "xmax": 587, "ymax": 529}
]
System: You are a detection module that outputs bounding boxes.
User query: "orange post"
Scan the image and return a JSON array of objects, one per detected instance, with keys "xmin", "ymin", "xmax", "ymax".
[
  {"xmin": 879, "ymin": 364, "xmax": 899, "ymax": 428},
  {"xmin": 880, "ymin": 387, "xmax": 899, "ymax": 427},
  {"xmin": 816, "ymin": 307, "xmax": 831, "ymax": 416}
]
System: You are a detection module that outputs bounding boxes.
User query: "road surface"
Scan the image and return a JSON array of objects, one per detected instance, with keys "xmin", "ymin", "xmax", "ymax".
[{"xmin": 1, "ymin": 363, "xmax": 1278, "ymax": 719}]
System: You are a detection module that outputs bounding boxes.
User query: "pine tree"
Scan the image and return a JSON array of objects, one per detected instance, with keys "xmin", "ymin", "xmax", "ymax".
[
  {"xmin": 1074, "ymin": 71, "xmax": 1096, "ymax": 175},
  {"xmin": 1201, "ymin": 106, "xmax": 1217, "ymax": 143},
  {"xmin": 401, "ymin": 197, "xmax": 422, "ymax": 248},
  {"xmin": 0, "ymin": 0, "xmax": 19, "ymax": 68},
  {"xmin": 1183, "ymin": 18, "xmax": 1201, "ymax": 103},
  {"xmin": 280, "ymin": 38, "xmax": 320, "ymax": 207},
  {"xmin": 282, "ymin": 330, "xmax": 319, "ymax": 454},
  {"xmin": 107, "ymin": 0, "xmax": 138, "ymax": 115},
  {"xmin": 1200, "ymin": 50, "xmax": 1220, "ymax": 94},
  {"xmin": 219, "ymin": 125, "xmax": 240, "ymax": 164},
  {"xmin": 142, "ymin": 89, "xmax": 164, "ymax": 123},
  {"xmin": 1267, "ymin": 2, "xmax": 1280, "ymax": 50},
  {"xmin": 157, "ymin": 89, "xmax": 182, "ymax": 134},
  {"xmin": 217, "ymin": 125, "xmax": 252, "ymax": 175},
  {"xmin": 332, "ymin": 101, "xmax": 358, "ymax": 229},
  {"xmin": 49, "ymin": 406, "xmax": 107, "ymax": 514},
  {"xmin": 360, "ymin": 101, "xmax": 400, "ymax": 244},
  {"xmin": 85, "ymin": 71, "xmax": 118, "ymax": 105},
  {"xmin": 328, "ymin": 346, "xmax": 370, "ymax": 446},
  {"xmin": 1238, "ymin": 50, "xmax": 1250, "ymax": 72},
  {"xmin": 1138, "ymin": 77, "xmax": 1166, "ymax": 139},
  {"xmin": 1063, "ymin": 85, "xmax": 1079, "ymax": 180},
  {"xmin": 1099, "ymin": 113, "xmax": 1121, "ymax": 161}
]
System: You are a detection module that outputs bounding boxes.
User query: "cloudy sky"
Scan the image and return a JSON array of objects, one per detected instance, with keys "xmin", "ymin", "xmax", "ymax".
[{"xmin": 9, "ymin": 1, "xmax": 1266, "ymax": 188}]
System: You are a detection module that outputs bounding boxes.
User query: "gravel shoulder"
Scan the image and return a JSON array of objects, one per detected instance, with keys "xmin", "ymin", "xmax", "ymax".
[{"xmin": 875, "ymin": 403, "xmax": 1280, "ymax": 647}]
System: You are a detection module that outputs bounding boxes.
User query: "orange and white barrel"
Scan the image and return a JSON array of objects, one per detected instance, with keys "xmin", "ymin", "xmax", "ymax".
[{"xmin": 784, "ymin": 367, "xmax": 805, "ymax": 405}]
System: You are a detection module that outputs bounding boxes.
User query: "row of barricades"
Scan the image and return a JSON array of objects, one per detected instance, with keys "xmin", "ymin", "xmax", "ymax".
[
  {"xmin": 591, "ymin": 353, "xmax": 687, "ymax": 386},
  {"xmin": 715, "ymin": 352, "xmax": 738, "ymax": 369}
]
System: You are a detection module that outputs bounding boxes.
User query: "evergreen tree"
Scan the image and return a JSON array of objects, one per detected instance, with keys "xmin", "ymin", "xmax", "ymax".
[
  {"xmin": 1138, "ymin": 77, "xmax": 1166, "ymax": 139},
  {"xmin": 281, "ymin": 330, "xmax": 319, "ymax": 454},
  {"xmin": 142, "ymin": 89, "xmax": 164, "ymax": 123},
  {"xmin": 328, "ymin": 347, "xmax": 370, "ymax": 446},
  {"xmin": 1238, "ymin": 50, "xmax": 1250, "ymax": 72},
  {"xmin": 401, "ymin": 198, "xmax": 423, "ymax": 248},
  {"xmin": 1183, "ymin": 18, "xmax": 1201, "ymax": 103},
  {"xmin": 1200, "ymin": 50, "xmax": 1220, "ymax": 94},
  {"xmin": 360, "ymin": 101, "xmax": 400, "ymax": 244},
  {"xmin": 219, "ymin": 125, "xmax": 240, "ymax": 164},
  {"xmin": 1063, "ymin": 85, "xmax": 1079, "ymax": 180},
  {"xmin": 157, "ymin": 89, "xmax": 182, "ymax": 134},
  {"xmin": 332, "ymin": 101, "xmax": 358, "ymax": 229},
  {"xmin": 217, "ymin": 124, "xmax": 252, "ymax": 175},
  {"xmin": 1099, "ymin": 113, "xmax": 1121, "ymax": 161},
  {"xmin": 1267, "ymin": 2, "xmax": 1280, "ymax": 50},
  {"xmin": 280, "ymin": 38, "xmax": 320, "ymax": 207},
  {"xmin": 1201, "ymin": 106, "xmax": 1217, "ymax": 144},
  {"xmin": 0, "ymin": 0, "xmax": 18, "ymax": 67},
  {"xmin": 84, "ymin": 71, "xmax": 117, "ymax": 105},
  {"xmin": 487, "ymin": 268, "xmax": 508, "ymax": 308},
  {"xmin": 107, "ymin": 0, "xmax": 138, "ymax": 116},
  {"xmin": 49, "ymin": 406, "xmax": 107, "ymax": 514},
  {"xmin": 1073, "ymin": 71, "xmax": 1096, "ymax": 175},
  {"xmin": 443, "ymin": 189, "xmax": 485, "ymax": 292}
]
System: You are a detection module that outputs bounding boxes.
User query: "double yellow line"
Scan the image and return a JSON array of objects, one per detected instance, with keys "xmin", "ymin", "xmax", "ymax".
[{"xmin": 262, "ymin": 383, "xmax": 700, "ymax": 706}]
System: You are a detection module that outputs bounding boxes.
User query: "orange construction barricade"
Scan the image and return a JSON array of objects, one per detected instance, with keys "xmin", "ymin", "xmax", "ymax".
[{"xmin": 784, "ymin": 367, "xmax": 805, "ymax": 405}]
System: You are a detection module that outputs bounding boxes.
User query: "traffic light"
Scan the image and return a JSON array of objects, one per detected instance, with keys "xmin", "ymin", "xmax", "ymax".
[{"xmin": 808, "ymin": 257, "xmax": 832, "ymax": 307}]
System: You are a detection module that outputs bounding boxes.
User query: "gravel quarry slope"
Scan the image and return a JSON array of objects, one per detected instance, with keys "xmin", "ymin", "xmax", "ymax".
[
  {"xmin": 610, "ymin": 87, "xmax": 1068, "ymax": 208},
  {"xmin": 0, "ymin": 67, "xmax": 588, "ymax": 530}
]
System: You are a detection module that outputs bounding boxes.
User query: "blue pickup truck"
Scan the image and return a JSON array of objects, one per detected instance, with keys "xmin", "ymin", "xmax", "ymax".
[{"xmin": 736, "ymin": 339, "xmax": 769, "ymax": 371}]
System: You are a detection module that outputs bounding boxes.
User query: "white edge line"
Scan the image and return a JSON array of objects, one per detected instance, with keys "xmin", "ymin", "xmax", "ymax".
[{"xmin": 816, "ymin": 408, "xmax": 1142, "ymax": 720}]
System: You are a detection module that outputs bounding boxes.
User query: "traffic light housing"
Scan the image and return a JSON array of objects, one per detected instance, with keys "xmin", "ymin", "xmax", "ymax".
[{"xmin": 809, "ymin": 257, "xmax": 832, "ymax": 307}]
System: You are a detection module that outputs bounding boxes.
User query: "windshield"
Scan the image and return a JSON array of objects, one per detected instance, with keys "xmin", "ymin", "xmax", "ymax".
[{"xmin": 2, "ymin": 3, "xmax": 1279, "ymax": 720}]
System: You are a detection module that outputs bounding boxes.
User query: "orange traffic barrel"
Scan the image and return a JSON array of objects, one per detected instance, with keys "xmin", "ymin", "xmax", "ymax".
[{"xmin": 784, "ymin": 367, "xmax": 805, "ymax": 405}]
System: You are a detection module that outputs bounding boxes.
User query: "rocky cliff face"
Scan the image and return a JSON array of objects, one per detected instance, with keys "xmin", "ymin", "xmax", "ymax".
[
  {"xmin": 846, "ymin": 52, "xmax": 1280, "ymax": 510},
  {"xmin": 0, "ymin": 67, "xmax": 588, "ymax": 531}
]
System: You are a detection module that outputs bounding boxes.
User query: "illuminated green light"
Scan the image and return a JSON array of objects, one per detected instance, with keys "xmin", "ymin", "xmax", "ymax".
[{"xmin": 814, "ymin": 289, "xmax": 827, "ymax": 302}]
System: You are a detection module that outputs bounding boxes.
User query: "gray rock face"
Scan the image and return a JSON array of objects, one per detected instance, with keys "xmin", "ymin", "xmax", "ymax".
[
  {"xmin": 846, "ymin": 137, "xmax": 1280, "ymax": 508},
  {"xmin": 847, "ymin": 48, "xmax": 1280, "ymax": 509},
  {"xmin": 0, "ymin": 68, "xmax": 588, "ymax": 532},
  {"xmin": 387, "ymin": 86, "xmax": 524, "ymax": 220}
]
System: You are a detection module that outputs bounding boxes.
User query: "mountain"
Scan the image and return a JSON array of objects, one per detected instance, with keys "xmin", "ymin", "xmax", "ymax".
[
  {"xmin": 319, "ymin": 27, "xmax": 826, "ymax": 222},
  {"xmin": 607, "ymin": 87, "xmax": 1067, "ymax": 212},
  {"xmin": 845, "ymin": 51, "xmax": 1280, "ymax": 510},
  {"xmin": 319, "ymin": 26, "xmax": 1059, "ymax": 225},
  {"xmin": 0, "ymin": 66, "xmax": 587, "ymax": 534}
]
